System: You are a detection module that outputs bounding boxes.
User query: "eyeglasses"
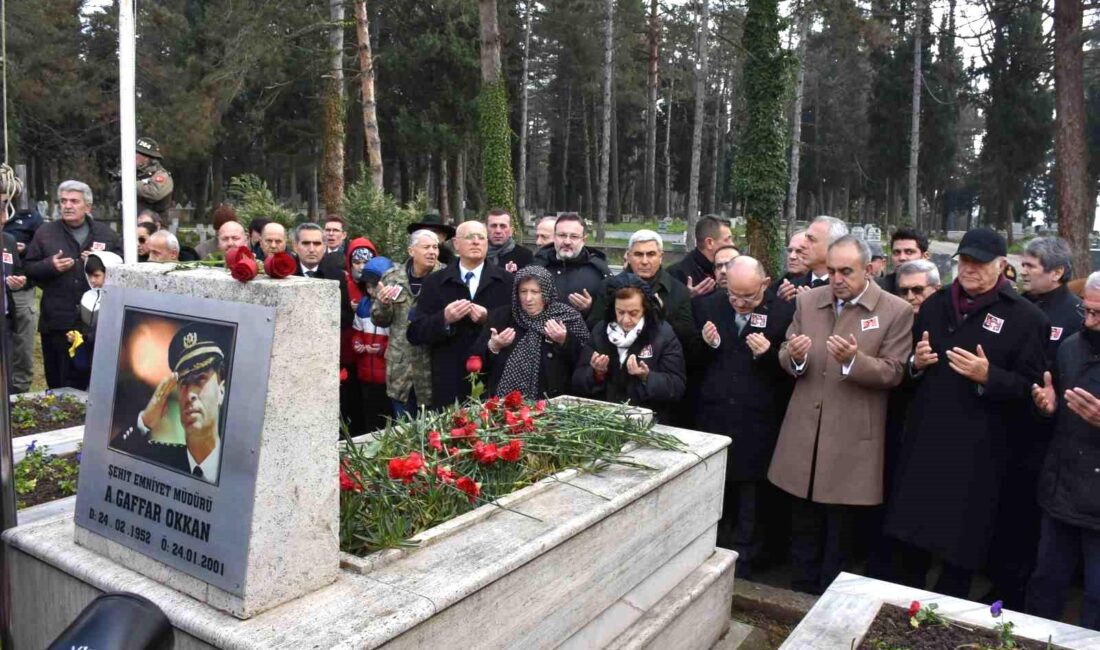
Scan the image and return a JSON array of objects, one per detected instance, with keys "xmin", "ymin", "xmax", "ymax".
[
  {"xmin": 729, "ymin": 288, "xmax": 764, "ymax": 303},
  {"xmin": 897, "ymin": 286, "xmax": 928, "ymax": 296},
  {"xmin": 1076, "ymin": 304, "xmax": 1100, "ymax": 319},
  {"xmin": 555, "ymin": 233, "xmax": 584, "ymax": 242}
]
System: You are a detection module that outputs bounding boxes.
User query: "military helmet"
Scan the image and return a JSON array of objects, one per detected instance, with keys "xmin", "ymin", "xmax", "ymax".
[
  {"xmin": 167, "ymin": 322, "xmax": 231, "ymax": 380},
  {"xmin": 136, "ymin": 136, "xmax": 163, "ymax": 159}
]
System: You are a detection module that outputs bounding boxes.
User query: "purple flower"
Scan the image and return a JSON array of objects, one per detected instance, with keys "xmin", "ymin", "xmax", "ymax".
[
  {"xmin": 991, "ymin": 600, "xmax": 1003, "ymax": 618},
  {"xmin": 75, "ymin": 452, "xmax": 82, "ymax": 464},
  {"xmin": 25, "ymin": 440, "xmax": 37, "ymax": 454}
]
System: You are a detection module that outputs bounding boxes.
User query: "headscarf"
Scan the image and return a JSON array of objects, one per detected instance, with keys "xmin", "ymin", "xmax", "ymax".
[{"xmin": 496, "ymin": 266, "xmax": 590, "ymax": 399}]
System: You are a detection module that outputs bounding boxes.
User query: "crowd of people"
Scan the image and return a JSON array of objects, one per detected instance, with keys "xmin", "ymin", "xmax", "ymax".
[{"xmin": 6, "ymin": 178, "xmax": 1100, "ymax": 629}]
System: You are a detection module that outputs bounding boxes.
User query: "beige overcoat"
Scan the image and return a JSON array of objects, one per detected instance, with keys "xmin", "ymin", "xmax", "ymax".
[{"xmin": 768, "ymin": 281, "xmax": 913, "ymax": 505}]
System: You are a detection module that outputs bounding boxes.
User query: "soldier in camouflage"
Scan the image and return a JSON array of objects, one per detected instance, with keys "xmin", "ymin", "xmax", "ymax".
[
  {"xmin": 371, "ymin": 229, "xmax": 444, "ymax": 416},
  {"xmin": 135, "ymin": 136, "xmax": 174, "ymax": 220}
]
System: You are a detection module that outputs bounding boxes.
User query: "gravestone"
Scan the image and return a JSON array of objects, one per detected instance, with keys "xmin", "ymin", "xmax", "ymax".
[{"xmin": 69, "ymin": 265, "xmax": 341, "ymax": 618}]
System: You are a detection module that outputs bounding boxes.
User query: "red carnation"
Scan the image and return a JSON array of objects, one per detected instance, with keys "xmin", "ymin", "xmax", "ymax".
[
  {"xmin": 473, "ymin": 441, "xmax": 499, "ymax": 465},
  {"xmin": 908, "ymin": 601, "xmax": 921, "ymax": 618},
  {"xmin": 504, "ymin": 390, "xmax": 523, "ymax": 410},
  {"xmin": 466, "ymin": 355, "xmax": 483, "ymax": 374},
  {"xmin": 480, "ymin": 409, "xmax": 490, "ymax": 422},
  {"xmin": 428, "ymin": 431, "xmax": 443, "ymax": 452},
  {"xmin": 263, "ymin": 251, "xmax": 298, "ymax": 279},
  {"xmin": 339, "ymin": 463, "xmax": 363, "ymax": 492},
  {"xmin": 387, "ymin": 452, "xmax": 425, "ymax": 484},
  {"xmin": 453, "ymin": 409, "xmax": 470, "ymax": 427},
  {"xmin": 500, "ymin": 438, "xmax": 523, "ymax": 462},
  {"xmin": 486, "ymin": 396, "xmax": 500, "ymax": 412},
  {"xmin": 456, "ymin": 476, "xmax": 481, "ymax": 502},
  {"xmin": 448, "ymin": 446, "xmax": 461, "ymax": 457},
  {"xmin": 535, "ymin": 400, "xmax": 547, "ymax": 413},
  {"xmin": 435, "ymin": 465, "xmax": 456, "ymax": 484},
  {"xmin": 226, "ymin": 246, "xmax": 258, "ymax": 283}
]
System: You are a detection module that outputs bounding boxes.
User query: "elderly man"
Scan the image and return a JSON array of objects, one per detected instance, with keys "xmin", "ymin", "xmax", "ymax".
[
  {"xmin": 1022, "ymin": 237, "xmax": 1082, "ymax": 350},
  {"xmin": 895, "ymin": 259, "xmax": 941, "ymax": 313},
  {"xmin": 195, "ymin": 204, "xmax": 237, "ymax": 259},
  {"xmin": 146, "ymin": 230, "xmax": 180, "ymax": 262},
  {"xmin": 669, "ymin": 214, "xmax": 734, "ymax": 298},
  {"xmin": 408, "ymin": 221, "xmax": 513, "ymax": 408},
  {"xmin": 486, "ymin": 208, "xmax": 533, "ymax": 272},
  {"xmin": 1027, "ymin": 271, "xmax": 1100, "ymax": 630},
  {"xmin": 534, "ymin": 215, "xmax": 557, "ymax": 249},
  {"xmin": 770, "ymin": 234, "xmax": 913, "ymax": 594},
  {"xmin": 114, "ymin": 322, "xmax": 229, "ymax": 483},
  {"xmin": 373, "ymin": 229, "xmax": 444, "ymax": 415},
  {"xmin": 25, "ymin": 181, "xmax": 121, "ymax": 389},
  {"xmin": 592, "ymin": 229, "xmax": 694, "ymax": 345},
  {"xmin": 696, "ymin": 256, "xmax": 794, "ymax": 577},
  {"xmin": 531, "ymin": 213, "xmax": 611, "ymax": 316},
  {"xmin": 406, "ymin": 213, "xmax": 456, "ymax": 265},
  {"xmin": 777, "ymin": 216, "xmax": 847, "ymax": 301},
  {"xmin": 260, "ymin": 222, "xmax": 288, "ymax": 258},
  {"xmin": 878, "ymin": 227, "xmax": 930, "ymax": 294},
  {"xmin": 885, "ymin": 228, "xmax": 1049, "ymax": 600},
  {"xmin": 217, "ymin": 220, "xmax": 247, "ymax": 252}
]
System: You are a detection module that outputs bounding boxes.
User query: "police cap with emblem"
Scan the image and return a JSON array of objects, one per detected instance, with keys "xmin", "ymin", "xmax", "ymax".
[
  {"xmin": 136, "ymin": 136, "xmax": 163, "ymax": 159},
  {"xmin": 167, "ymin": 322, "xmax": 230, "ymax": 379}
]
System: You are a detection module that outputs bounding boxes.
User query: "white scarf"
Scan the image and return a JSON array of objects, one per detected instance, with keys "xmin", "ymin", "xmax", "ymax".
[{"xmin": 606, "ymin": 318, "xmax": 645, "ymax": 365}]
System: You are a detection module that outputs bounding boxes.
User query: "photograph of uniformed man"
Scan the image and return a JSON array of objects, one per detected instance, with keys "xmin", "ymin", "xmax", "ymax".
[{"xmin": 110, "ymin": 317, "xmax": 234, "ymax": 485}]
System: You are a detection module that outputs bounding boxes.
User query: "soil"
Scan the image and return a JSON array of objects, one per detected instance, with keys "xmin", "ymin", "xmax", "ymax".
[
  {"xmin": 18, "ymin": 452, "xmax": 80, "ymax": 509},
  {"xmin": 857, "ymin": 603, "xmax": 1069, "ymax": 649},
  {"xmin": 11, "ymin": 394, "xmax": 86, "ymax": 437},
  {"xmin": 731, "ymin": 603, "xmax": 795, "ymax": 649}
]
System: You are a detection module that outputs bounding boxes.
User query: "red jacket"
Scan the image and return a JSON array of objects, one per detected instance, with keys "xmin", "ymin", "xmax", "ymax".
[{"xmin": 341, "ymin": 237, "xmax": 378, "ymax": 365}]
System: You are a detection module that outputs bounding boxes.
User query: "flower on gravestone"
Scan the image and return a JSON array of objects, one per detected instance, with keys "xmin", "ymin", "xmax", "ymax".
[
  {"xmin": 455, "ymin": 476, "xmax": 481, "ymax": 503},
  {"xmin": 25, "ymin": 440, "xmax": 36, "ymax": 454},
  {"xmin": 485, "ymin": 396, "xmax": 500, "ymax": 413},
  {"xmin": 387, "ymin": 452, "xmax": 425, "ymax": 484},
  {"xmin": 453, "ymin": 409, "xmax": 469, "ymax": 427},
  {"xmin": 504, "ymin": 390, "xmax": 523, "ymax": 410},
  {"xmin": 908, "ymin": 600, "xmax": 921, "ymax": 617},
  {"xmin": 535, "ymin": 400, "xmax": 547, "ymax": 413},
  {"xmin": 339, "ymin": 463, "xmax": 363, "ymax": 493},
  {"xmin": 500, "ymin": 439, "xmax": 523, "ymax": 462},
  {"xmin": 991, "ymin": 600, "xmax": 1003, "ymax": 618},
  {"xmin": 435, "ymin": 465, "xmax": 456, "ymax": 485},
  {"xmin": 427, "ymin": 431, "xmax": 443, "ymax": 452},
  {"xmin": 447, "ymin": 446, "xmax": 460, "ymax": 458},
  {"xmin": 263, "ymin": 251, "xmax": 297, "ymax": 279},
  {"xmin": 465, "ymin": 355, "xmax": 482, "ymax": 374},
  {"xmin": 225, "ymin": 246, "xmax": 258, "ymax": 283},
  {"xmin": 473, "ymin": 441, "xmax": 499, "ymax": 465}
]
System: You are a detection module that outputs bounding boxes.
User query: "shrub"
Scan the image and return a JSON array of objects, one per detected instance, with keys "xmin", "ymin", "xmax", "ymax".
[
  {"xmin": 226, "ymin": 174, "xmax": 298, "ymax": 231},
  {"xmin": 343, "ymin": 166, "xmax": 427, "ymax": 260}
]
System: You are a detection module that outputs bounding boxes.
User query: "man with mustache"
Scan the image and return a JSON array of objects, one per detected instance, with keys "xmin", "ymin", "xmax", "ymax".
[{"xmin": 115, "ymin": 323, "xmax": 229, "ymax": 484}]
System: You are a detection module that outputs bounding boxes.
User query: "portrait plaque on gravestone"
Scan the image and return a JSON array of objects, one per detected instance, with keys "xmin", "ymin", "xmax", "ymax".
[{"xmin": 75, "ymin": 287, "xmax": 274, "ymax": 596}]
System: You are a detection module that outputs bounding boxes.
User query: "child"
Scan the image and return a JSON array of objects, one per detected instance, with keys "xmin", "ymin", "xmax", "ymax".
[
  {"xmin": 70, "ymin": 251, "xmax": 122, "ymax": 385},
  {"xmin": 353, "ymin": 256, "xmax": 393, "ymax": 432}
]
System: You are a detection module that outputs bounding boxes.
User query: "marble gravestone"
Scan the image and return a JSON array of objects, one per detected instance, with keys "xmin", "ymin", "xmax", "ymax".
[{"xmin": 72, "ymin": 265, "xmax": 341, "ymax": 619}]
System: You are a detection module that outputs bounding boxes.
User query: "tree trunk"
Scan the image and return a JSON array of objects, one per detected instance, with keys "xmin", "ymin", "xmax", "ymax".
[
  {"xmin": 1055, "ymin": 0, "xmax": 1090, "ymax": 274},
  {"xmin": 478, "ymin": 0, "xmax": 515, "ymax": 212},
  {"xmin": 584, "ymin": 96, "xmax": 594, "ymax": 219},
  {"xmin": 785, "ymin": 4, "xmax": 810, "ymax": 233},
  {"xmin": 907, "ymin": 0, "xmax": 923, "ymax": 225},
  {"xmin": 704, "ymin": 75, "xmax": 724, "ymax": 216},
  {"xmin": 611, "ymin": 101, "xmax": 622, "ymax": 223},
  {"xmin": 664, "ymin": 79, "xmax": 674, "ymax": 220},
  {"xmin": 644, "ymin": 0, "xmax": 660, "ymax": 219},
  {"xmin": 354, "ymin": 0, "xmax": 383, "ymax": 191},
  {"xmin": 559, "ymin": 87, "xmax": 573, "ymax": 211},
  {"xmin": 596, "ymin": 0, "xmax": 615, "ymax": 243},
  {"xmin": 451, "ymin": 148, "xmax": 466, "ymax": 222},
  {"xmin": 518, "ymin": 0, "xmax": 533, "ymax": 219},
  {"xmin": 439, "ymin": 155, "xmax": 451, "ymax": 222},
  {"xmin": 322, "ymin": 0, "xmax": 347, "ymax": 215},
  {"xmin": 686, "ymin": 0, "xmax": 710, "ymax": 248}
]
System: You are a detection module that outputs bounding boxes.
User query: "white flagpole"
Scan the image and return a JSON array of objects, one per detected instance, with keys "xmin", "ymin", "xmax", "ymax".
[{"xmin": 119, "ymin": 0, "xmax": 137, "ymax": 263}]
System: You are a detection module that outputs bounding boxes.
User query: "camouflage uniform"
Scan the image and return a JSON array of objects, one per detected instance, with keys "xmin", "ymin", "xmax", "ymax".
[
  {"xmin": 371, "ymin": 260, "xmax": 443, "ymax": 404},
  {"xmin": 135, "ymin": 137, "xmax": 174, "ymax": 218}
]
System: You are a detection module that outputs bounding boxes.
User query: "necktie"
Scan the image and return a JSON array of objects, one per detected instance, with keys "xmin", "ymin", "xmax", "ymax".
[
  {"xmin": 735, "ymin": 313, "xmax": 749, "ymax": 335},
  {"xmin": 192, "ymin": 465, "xmax": 204, "ymax": 478},
  {"xmin": 836, "ymin": 301, "xmax": 846, "ymax": 316},
  {"xmin": 305, "ymin": 270, "xmax": 316, "ymax": 278},
  {"xmin": 464, "ymin": 271, "xmax": 475, "ymax": 298},
  {"xmin": 811, "ymin": 278, "xmax": 827, "ymax": 288}
]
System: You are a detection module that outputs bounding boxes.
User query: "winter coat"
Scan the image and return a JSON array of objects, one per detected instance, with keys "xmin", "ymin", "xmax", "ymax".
[
  {"xmin": 371, "ymin": 260, "xmax": 444, "ymax": 404},
  {"xmin": 668, "ymin": 248, "xmax": 715, "ymax": 290},
  {"xmin": 24, "ymin": 216, "xmax": 121, "ymax": 332},
  {"xmin": 352, "ymin": 301, "xmax": 389, "ymax": 384},
  {"xmin": 2, "ymin": 232, "xmax": 19, "ymax": 318},
  {"xmin": 572, "ymin": 318, "xmax": 686, "ymax": 423},
  {"xmin": 694, "ymin": 290, "xmax": 795, "ymax": 481},
  {"xmin": 590, "ymin": 267, "xmax": 697, "ymax": 348},
  {"xmin": 473, "ymin": 306, "xmax": 583, "ymax": 399},
  {"xmin": 489, "ymin": 242, "xmax": 534, "ymax": 271},
  {"xmin": 1037, "ymin": 331, "xmax": 1100, "ymax": 531},
  {"xmin": 295, "ymin": 250, "xmax": 353, "ymax": 330},
  {"xmin": 407, "ymin": 261, "xmax": 514, "ymax": 409},
  {"xmin": 530, "ymin": 245, "xmax": 611, "ymax": 315},
  {"xmin": 768, "ymin": 281, "xmax": 914, "ymax": 506},
  {"xmin": 1027, "ymin": 284, "xmax": 1083, "ymax": 359},
  {"xmin": 343, "ymin": 237, "xmax": 379, "ymax": 310},
  {"xmin": 885, "ymin": 282, "xmax": 1050, "ymax": 570}
]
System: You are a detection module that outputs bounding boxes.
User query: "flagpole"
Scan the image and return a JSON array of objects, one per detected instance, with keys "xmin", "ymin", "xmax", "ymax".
[{"xmin": 120, "ymin": 0, "xmax": 137, "ymax": 263}]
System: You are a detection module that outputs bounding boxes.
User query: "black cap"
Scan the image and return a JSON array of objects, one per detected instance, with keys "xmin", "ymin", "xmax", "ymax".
[
  {"xmin": 955, "ymin": 227, "xmax": 1007, "ymax": 263},
  {"xmin": 406, "ymin": 213, "xmax": 456, "ymax": 238},
  {"xmin": 167, "ymin": 322, "xmax": 229, "ymax": 379}
]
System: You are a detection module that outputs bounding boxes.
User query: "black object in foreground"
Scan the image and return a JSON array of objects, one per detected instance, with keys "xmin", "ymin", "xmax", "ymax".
[{"xmin": 47, "ymin": 592, "xmax": 174, "ymax": 650}]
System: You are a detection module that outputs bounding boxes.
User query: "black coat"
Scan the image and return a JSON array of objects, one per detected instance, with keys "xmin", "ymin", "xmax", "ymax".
[
  {"xmin": 1037, "ymin": 331, "xmax": 1100, "ymax": 531},
  {"xmin": 490, "ymin": 243, "xmax": 534, "ymax": 271},
  {"xmin": 876, "ymin": 271, "xmax": 899, "ymax": 295},
  {"xmin": 885, "ymin": 282, "xmax": 1050, "ymax": 570},
  {"xmin": 531, "ymin": 246, "xmax": 611, "ymax": 314},
  {"xmin": 407, "ymin": 262, "xmax": 514, "ymax": 409},
  {"xmin": 2, "ymin": 232, "xmax": 20, "ymax": 318},
  {"xmin": 668, "ymin": 248, "xmax": 714, "ymax": 289},
  {"xmin": 572, "ymin": 319, "xmax": 686, "ymax": 423},
  {"xmin": 693, "ymin": 290, "xmax": 794, "ymax": 480},
  {"xmin": 473, "ymin": 306, "xmax": 582, "ymax": 399},
  {"xmin": 590, "ymin": 267, "xmax": 697, "ymax": 348},
  {"xmin": 24, "ymin": 217, "xmax": 122, "ymax": 332},
  {"xmin": 295, "ymin": 251, "xmax": 353, "ymax": 329},
  {"xmin": 1026, "ymin": 284, "xmax": 1082, "ymax": 359}
]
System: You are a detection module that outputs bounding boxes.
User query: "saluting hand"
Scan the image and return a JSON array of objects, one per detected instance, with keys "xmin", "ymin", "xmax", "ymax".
[
  {"xmin": 141, "ymin": 373, "xmax": 178, "ymax": 430},
  {"xmin": 1031, "ymin": 371, "xmax": 1056, "ymax": 415},
  {"xmin": 946, "ymin": 344, "xmax": 989, "ymax": 384}
]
